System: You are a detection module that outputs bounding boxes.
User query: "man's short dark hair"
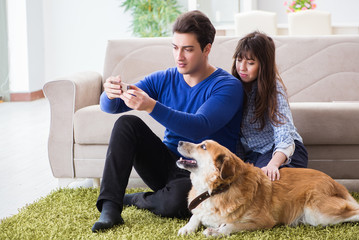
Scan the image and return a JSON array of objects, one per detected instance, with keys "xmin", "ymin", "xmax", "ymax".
[{"xmin": 172, "ymin": 10, "xmax": 216, "ymax": 51}]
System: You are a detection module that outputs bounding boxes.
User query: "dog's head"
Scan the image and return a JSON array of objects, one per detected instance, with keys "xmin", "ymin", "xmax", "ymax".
[{"xmin": 176, "ymin": 140, "xmax": 240, "ymax": 190}]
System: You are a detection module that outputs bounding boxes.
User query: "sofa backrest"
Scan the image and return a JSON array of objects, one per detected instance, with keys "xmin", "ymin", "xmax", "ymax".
[
  {"xmin": 271, "ymin": 36, "xmax": 359, "ymax": 102},
  {"xmin": 103, "ymin": 35, "xmax": 359, "ymax": 103},
  {"xmin": 103, "ymin": 37, "xmax": 175, "ymax": 86}
]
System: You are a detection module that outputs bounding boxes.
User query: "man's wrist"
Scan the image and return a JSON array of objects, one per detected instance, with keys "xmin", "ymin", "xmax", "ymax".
[{"xmin": 146, "ymin": 99, "xmax": 156, "ymax": 113}]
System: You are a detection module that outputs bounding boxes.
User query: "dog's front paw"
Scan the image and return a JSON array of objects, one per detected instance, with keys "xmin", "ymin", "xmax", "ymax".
[
  {"xmin": 203, "ymin": 224, "xmax": 230, "ymax": 237},
  {"xmin": 203, "ymin": 227, "xmax": 222, "ymax": 237},
  {"xmin": 178, "ymin": 224, "xmax": 196, "ymax": 236}
]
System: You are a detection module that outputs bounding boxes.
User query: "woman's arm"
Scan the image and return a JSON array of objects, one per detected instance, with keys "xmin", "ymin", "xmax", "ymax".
[
  {"xmin": 262, "ymin": 83, "xmax": 297, "ymax": 180},
  {"xmin": 262, "ymin": 144, "xmax": 294, "ymax": 181}
]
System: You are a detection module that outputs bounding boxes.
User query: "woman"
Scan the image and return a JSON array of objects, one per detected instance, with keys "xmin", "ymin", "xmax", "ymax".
[{"xmin": 232, "ymin": 31, "xmax": 308, "ymax": 181}]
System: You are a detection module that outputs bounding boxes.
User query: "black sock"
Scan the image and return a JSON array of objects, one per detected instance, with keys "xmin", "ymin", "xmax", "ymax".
[{"xmin": 92, "ymin": 200, "xmax": 124, "ymax": 232}]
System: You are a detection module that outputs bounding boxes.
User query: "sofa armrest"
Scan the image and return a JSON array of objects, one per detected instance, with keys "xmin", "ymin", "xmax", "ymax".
[{"xmin": 43, "ymin": 71, "xmax": 103, "ymax": 178}]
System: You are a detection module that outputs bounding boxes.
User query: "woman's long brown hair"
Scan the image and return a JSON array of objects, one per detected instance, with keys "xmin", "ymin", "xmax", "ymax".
[{"xmin": 231, "ymin": 31, "xmax": 287, "ymax": 130}]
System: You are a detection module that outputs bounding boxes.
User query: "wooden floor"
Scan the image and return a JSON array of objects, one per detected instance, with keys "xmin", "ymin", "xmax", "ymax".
[{"xmin": 0, "ymin": 98, "xmax": 58, "ymax": 221}]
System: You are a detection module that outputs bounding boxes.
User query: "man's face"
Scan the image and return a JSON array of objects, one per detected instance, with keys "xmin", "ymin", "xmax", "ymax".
[{"xmin": 172, "ymin": 32, "xmax": 209, "ymax": 76}]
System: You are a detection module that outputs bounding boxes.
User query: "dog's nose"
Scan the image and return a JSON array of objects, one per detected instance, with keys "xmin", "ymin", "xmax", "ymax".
[{"xmin": 178, "ymin": 141, "xmax": 183, "ymax": 146}]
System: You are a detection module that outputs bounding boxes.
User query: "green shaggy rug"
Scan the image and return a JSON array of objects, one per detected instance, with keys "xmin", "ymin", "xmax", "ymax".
[{"xmin": 1, "ymin": 188, "xmax": 359, "ymax": 240}]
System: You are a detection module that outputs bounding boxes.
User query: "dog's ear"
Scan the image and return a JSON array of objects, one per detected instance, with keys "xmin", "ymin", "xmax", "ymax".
[{"xmin": 217, "ymin": 154, "xmax": 235, "ymax": 180}]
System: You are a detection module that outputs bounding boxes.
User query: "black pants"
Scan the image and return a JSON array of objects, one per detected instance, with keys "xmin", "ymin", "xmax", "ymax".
[
  {"xmin": 245, "ymin": 140, "xmax": 308, "ymax": 169},
  {"xmin": 96, "ymin": 115, "xmax": 192, "ymax": 218}
]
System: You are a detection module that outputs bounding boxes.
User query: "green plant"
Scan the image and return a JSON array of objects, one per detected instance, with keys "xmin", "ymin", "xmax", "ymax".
[
  {"xmin": 121, "ymin": 0, "xmax": 182, "ymax": 37},
  {"xmin": 284, "ymin": 0, "xmax": 317, "ymax": 13}
]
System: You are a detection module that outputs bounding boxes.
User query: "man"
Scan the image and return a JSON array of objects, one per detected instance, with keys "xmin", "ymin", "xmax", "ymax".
[{"xmin": 92, "ymin": 10, "xmax": 244, "ymax": 232}]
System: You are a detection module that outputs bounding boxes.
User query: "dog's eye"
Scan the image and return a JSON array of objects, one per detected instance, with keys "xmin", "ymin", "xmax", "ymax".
[{"xmin": 201, "ymin": 144, "xmax": 207, "ymax": 150}]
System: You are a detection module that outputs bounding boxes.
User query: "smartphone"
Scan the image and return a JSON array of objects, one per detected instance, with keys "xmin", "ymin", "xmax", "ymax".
[
  {"xmin": 120, "ymin": 82, "xmax": 131, "ymax": 92},
  {"xmin": 110, "ymin": 79, "xmax": 131, "ymax": 93}
]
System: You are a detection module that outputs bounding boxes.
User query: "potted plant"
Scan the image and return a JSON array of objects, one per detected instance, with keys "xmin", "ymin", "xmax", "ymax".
[{"xmin": 121, "ymin": 0, "xmax": 182, "ymax": 37}]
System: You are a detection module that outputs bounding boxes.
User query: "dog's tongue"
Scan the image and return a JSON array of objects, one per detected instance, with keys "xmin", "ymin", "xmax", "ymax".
[{"xmin": 177, "ymin": 157, "xmax": 198, "ymax": 168}]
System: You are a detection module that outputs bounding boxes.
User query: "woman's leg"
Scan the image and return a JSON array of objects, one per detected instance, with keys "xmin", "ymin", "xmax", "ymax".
[
  {"xmin": 253, "ymin": 140, "xmax": 308, "ymax": 169},
  {"xmin": 286, "ymin": 140, "xmax": 308, "ymax": 168}
]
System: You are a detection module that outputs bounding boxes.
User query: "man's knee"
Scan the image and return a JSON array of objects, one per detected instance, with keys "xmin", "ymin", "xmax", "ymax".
[
  {"xmin": 114, "ymin": 115, "xmax": 142, "ymax": 129},
  {"xmin": 111, "ymin": 115, "xmax": 145, "ymax": 136}
]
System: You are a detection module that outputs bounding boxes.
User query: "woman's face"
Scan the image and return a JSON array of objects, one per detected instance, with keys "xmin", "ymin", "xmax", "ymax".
[{"xmin": 235, "ymin": 54, "xmax": 259, "ymax": 83}]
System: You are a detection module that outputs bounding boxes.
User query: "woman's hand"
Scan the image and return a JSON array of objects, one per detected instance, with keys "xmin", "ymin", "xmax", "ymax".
[
  {"xmin": 261, "ymin": 151, "xmax": 287, "ymax": 181},
  {"xmin": 261, "ymin": 164, "xmax": 280, "ymax": 181},
  {"xmin": 119, "ymin": 85, "xmax": 156, "ymax": 113}
]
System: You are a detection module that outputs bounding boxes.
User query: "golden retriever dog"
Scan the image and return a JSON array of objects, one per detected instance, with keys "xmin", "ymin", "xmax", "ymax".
[{"xmin": 176, "ymin": 140, "xmax": 359, "ymax": 237}]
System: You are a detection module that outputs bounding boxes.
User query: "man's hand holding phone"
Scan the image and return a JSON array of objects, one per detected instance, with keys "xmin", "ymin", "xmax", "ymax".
[
  {"xmin": 104, "ymin": 75, "xmax": 131, "ymax": 100},
  {"xmin": 104, "ymin": 75, "xmax": 156, "ymax": 113},
  {"xmin": 119, "ymin": 82, "xmax": 130, "ymax": 93}
]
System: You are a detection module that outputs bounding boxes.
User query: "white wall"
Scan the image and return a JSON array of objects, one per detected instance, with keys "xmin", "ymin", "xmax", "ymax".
[
  {"xmin": 7, "ymin": 0, "xmax": 359, "ymax": 93},
  {"xmin": 7, "ymin": 0, "xmax": 133, "ymax": 92},
  {"xmin": 7, "ymin": 0, "xmax": 30, "ymax": 92},
  {"xmin": 7, "ymin": 0, "xmax": 190, "ymax": 92},
  {"xmin": 43, "ymin": 0, "xmax": 132, "ymax": 82},
  {"xmin": 27, "ymin": 0, "xmax": 44, "ymax": 91},
  {"xmin": 258, "ymin": 0, "xmax": 359, "ymax": 24}
]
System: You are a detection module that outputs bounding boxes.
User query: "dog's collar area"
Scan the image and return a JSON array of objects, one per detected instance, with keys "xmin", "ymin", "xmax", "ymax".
[{"xmin": 188, "ymin": 184, "xmax": 230, "ymax": 211}]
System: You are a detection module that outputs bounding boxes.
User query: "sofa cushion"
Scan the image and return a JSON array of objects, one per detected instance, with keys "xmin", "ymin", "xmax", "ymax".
[
  {"xmin": 74, "ymin": 105, "xmax": 165, "ymax": 144},
  {"xmin": 290, "ymin": 102, "xmax": 359, "ymax": 145}
]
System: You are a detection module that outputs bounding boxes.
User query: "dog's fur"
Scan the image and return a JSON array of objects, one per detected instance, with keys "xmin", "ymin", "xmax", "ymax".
[{"xmin": 176, "ymin": 140, "xmax": 359, "ymax": 237}]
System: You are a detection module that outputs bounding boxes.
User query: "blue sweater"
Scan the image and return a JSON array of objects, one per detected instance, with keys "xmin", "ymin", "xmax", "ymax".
[{"xmin": 100, "ymin": 67, "xmax": 244, "ymax": 156}]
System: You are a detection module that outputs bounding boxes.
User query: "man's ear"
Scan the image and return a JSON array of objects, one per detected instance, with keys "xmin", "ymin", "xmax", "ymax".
[
  {"xmin": 217, "ymin": 154, "xmax": 235, "ymax": 180},
  {"xmin": 203, "ymin": 43, "xmax": 212, "ymax": 56}
]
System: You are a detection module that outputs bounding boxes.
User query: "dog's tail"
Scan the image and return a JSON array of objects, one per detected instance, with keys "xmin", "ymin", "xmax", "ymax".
[{"xmin": 307, "ymin": 180, "xmax": 359, "ymax": 225}]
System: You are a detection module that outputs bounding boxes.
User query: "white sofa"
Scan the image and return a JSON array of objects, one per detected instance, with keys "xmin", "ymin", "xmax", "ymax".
[{"xmin": 43, "ymin": 35, "xmax": 359, "ymax": 191}]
